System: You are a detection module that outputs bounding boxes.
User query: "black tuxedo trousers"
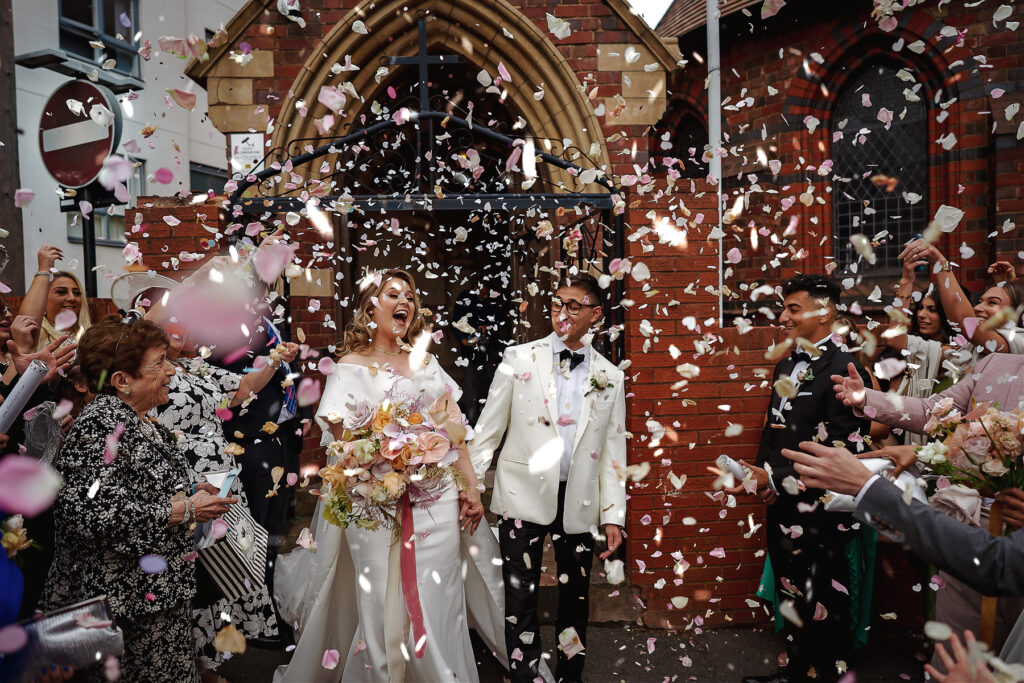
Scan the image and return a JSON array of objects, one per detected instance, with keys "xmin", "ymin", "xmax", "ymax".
[{"xmin": 499, "ymin": 482, "xmax": 594, "ymax": 683}]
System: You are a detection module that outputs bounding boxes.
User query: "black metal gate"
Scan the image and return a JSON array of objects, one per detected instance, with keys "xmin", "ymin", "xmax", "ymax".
[{"xmin": 227, "ymin": 18, "xmax": 625, "ymax": 361}]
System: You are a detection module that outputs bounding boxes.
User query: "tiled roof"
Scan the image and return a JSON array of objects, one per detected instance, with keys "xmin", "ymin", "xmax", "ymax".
[{"xmin": 655, "ymin": 0, "xmax": 762, "ymax": 38}]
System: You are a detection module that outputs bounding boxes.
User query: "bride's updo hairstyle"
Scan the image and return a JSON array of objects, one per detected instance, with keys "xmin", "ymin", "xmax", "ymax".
[{"xmin": 339, "ymin": 269, "xmax": 429, "ymax": 355}]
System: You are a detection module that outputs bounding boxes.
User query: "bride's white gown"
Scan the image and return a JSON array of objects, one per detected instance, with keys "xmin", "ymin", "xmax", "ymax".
[{"xmin": 273, "ymin": 359, "xmax": 515, "ymax": 682}]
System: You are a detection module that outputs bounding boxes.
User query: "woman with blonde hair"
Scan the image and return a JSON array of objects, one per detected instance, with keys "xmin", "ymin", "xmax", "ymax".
[
  {"xmin": 18, "ymin": 245, "xmax": 92, "ymax": 351},
  {"xmin": 273, "ymin": 268, "xmax": 518, "ymax": 682}
]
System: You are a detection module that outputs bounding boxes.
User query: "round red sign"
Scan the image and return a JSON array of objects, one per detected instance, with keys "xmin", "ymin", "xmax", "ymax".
[{"xmin": 38, "ymin": 80, "xmax": 123, "ymax": 189}]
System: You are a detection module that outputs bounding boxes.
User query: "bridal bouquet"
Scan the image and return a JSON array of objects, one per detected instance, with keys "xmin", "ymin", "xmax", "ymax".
[
  {"xmin": 318, "ymin": 390, "xmax": 470, "ymax": 531},
  {"xmin": 915, "ymin": 397, "xmax": 1024, "ymax": 491}
]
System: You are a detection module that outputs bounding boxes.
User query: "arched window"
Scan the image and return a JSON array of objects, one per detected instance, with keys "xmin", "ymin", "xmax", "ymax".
[
  {"xmin": 832, "ymin": 63, "xmax": 928, "ymax": 274},
  {"xmin": 649, "ymin": 103, "xmax": 709, "ymax": 178}
]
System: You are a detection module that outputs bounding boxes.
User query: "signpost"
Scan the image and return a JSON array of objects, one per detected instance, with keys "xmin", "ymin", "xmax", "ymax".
[{"xmin": 38, "ymin": 80, "xmax": 123, "ymax": 298}]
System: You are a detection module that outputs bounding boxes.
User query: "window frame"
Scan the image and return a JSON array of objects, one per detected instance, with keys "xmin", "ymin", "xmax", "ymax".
[
  {"xmin": 58, "ymin": 0, "xmax": 141, "ymax": 78},
  {"xmin": 189, "ymin": 161, "xmax": 230, "ymax": 195},
  {"xmin": 830, "ymin": 61, "xmax": 929, "ymax": 279}
]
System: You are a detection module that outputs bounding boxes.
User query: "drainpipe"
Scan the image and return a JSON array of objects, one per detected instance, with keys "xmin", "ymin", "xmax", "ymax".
[{"xmin": 706, "ymin": 0, "xmax": 724, "ymax": 328}]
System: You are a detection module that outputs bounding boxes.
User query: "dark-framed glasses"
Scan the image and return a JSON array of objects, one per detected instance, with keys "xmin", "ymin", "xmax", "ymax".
[{"xmin": 551, "ymin": 297, "xmax": 597, "ymax": 315}]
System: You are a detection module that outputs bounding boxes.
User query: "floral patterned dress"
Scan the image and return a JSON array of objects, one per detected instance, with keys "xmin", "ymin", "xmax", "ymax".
[
  {"xmin": 43, "ymin": 394, "xmax": 198, "ymax": 683},
  {"xmin": 152, "ymin": 358, "xmax": 279, "ymax": 667}
]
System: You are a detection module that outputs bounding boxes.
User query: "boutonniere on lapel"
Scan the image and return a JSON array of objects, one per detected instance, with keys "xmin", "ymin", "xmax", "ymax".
[
  {"xmin": 796, "ymin": 367, "xmax": 814, "ymax": 385},
  {"xmin": 586, "ymin": 369, "xmax": 613, "ymax": 395}
]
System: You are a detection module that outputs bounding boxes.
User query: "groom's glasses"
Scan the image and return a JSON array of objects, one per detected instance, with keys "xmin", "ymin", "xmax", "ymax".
[{"xmin": 551, "ymin": 297, "xmax": 596, "ymax": 316}]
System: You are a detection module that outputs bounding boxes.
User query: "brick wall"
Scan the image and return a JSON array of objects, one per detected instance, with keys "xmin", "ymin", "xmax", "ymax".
[{"xmin": 661, "ymin": 0, "xmax": 1024, "ymax": 305}]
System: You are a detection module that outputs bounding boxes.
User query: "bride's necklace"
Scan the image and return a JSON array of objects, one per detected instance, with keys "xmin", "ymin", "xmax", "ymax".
[{"xmin": 373, "ymin": 345, "xmax": 404, "ymax": 356}]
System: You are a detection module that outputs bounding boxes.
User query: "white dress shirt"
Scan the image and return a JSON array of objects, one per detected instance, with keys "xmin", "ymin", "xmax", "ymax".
[{"xmin": 552, "ymin": 335, "xmax": 590, "ymax": 482}]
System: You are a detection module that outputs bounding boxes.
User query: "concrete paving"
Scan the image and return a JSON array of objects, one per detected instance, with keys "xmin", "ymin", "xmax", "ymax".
[{"xmin": 218, "ymin": 624, "xmax": 928, "ymax": 682}]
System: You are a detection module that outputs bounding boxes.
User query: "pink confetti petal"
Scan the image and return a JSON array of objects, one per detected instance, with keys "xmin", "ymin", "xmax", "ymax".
[
  {"xmin": 167, "ymin": 88, "xmax": 197, "ymax": 111},
  {"xmin": 153, "ymin": 167, "xmax": 174, "ymax": 184},
  {"xmin": 317, "ymin": 357, "xmax": 335, "ymax": 375},
  {"xmin": 296, "ymin": 377, "xmax": 322, "ymax": 407},
  {"xmin": 14, "ymin": 188, "xmax": 34, "ymax": 208},
  {"xmin": 0, "ymin": 624, "xmax": 28, "ymax": 654},
  {"xmin": 210, "ymin": 518, "xmax": 229, "ymax": 539},
  {"xmin": 286, "ymin": 472, "xmax": 298, "ymax": 486},
  {"xmin": 215, "ymin": 407, "xmax": 233, "ymax": 421},
  {"xmin": 322, "ymin": 648, "xmax": 340, "ymax": 670},
  {"xmin": 79, "ymin": 200, "xmax": 93, "ymax": 218},
  {"xmin": 252, "ymin": 241, "xmax": 299, "ymax": 284},
  {"xmin": 317, "ymin": 86, "xmax": 346, "ymax": 113},
  {"xmin": 139, "ymin": 554, "xmax": 168, "ymax": 574},
  {"xmin": 963, "ymin": 316, "xmax": 980, "ymax": 340},
  {"xmin": 813, "ymin": 602, "xmax": 828, "ymax": 620},
  {"xmin": 832, "ymin": 579, "xmax": 849, "ymax": 595},
  {"xmin": 557, "ymin": 414, "xmax": 576, "ymax": 427},
  {"xmin": 0, "ymin": 455, "xmax": 62, "ymax": 517},
  {"xmin": 163, "ymin": 215, "xmax": 181, "ymax": 226},
  {"xmin": 761, "ymin": 0, "xmax": 786, "ymax": 19},
  {"xmin": 53, "ymin": 308, "xmax": 78, "ymax": 331},
  {"xmin": 709, "ymin": 547, "xmax": 726, "ymax": 559},
  {"xmin": 726, "ymin": 247, "xmax": 742, "ymax": 264}
]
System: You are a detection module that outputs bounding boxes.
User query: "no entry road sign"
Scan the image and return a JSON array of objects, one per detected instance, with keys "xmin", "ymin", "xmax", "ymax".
[{"xmin": 38, "ymin": 80, "xmax": 122, "ymax": 189}]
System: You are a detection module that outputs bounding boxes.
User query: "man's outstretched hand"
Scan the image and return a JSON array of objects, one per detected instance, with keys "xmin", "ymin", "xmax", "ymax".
[
  {"xmin": 781, "ymin": 441, "xmax": 874, "ymax": 497},
  {"xmin": 832, "ymin": 362, "xmax": 867, "ymax": 410}
]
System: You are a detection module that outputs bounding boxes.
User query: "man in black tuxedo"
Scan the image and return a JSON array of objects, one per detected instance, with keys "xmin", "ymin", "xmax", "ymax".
[
  {"xmin": 213, "ymin": 313, "xmax": 308, "ymax": 641},
  {"xmin": 729, "ymin": 274, "xmax": 871, "ymax": 683}
]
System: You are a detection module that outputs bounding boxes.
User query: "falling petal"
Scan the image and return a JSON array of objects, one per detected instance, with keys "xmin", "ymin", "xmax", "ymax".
[
  {"xmin": 297, "ymin": 378, "xmax": 322, "ymax": 407},
  {"xmin": 139, "ymin": 554, "xmax": 169, "ymax": 574},
  {"xmin": 0, "ymin": 624, "xmax": 28, "ymax": 654},
  {"xmin": 210, "ymin": 518, "xmax": 229, "ymax": 539},
  {"xmin": 54, "ymin": 309, "xmax": 78, "ymax": 331},
  {"xmin": 322, "ymin": 649, "xmax": 340, "ymax": 669},
  {"xmin": 14, "ymin": 188, "xmax": 34, "ymax": 208},
  {"xmin": 153, "ymin": 167, "xmax": 174, "ymax": 184},
  {"xmin": 213, "ymin": 624, "xmax": 246, "ymax": 654},
  {"xmin": 0, "ymin": 455, "xmax": 63, "ymax": 517},
  {"xmin": 167, "ymin": 89, "xmax": 197, "ymax": 111}
]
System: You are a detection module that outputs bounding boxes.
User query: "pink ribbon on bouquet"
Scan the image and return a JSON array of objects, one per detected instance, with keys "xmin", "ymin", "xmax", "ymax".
[{"xmin": 400, "ymin": 492, "xmax": 427, "ymax": 659}]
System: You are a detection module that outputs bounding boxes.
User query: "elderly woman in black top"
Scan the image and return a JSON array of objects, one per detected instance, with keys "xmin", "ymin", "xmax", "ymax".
[{"xmin": 42, "ymin": 316, "xmax": 236, "ymax": 682}]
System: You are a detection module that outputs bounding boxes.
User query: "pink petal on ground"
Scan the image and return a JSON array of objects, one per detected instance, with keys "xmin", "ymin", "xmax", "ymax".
[
  {"xmin": 210, "ymin": 518, "xmax": 229, "ymax": 539},
  {"xmin": 252, "ymin": 241, "xmax": 299, "ymax": 283},
  {"xmin": 322, "ymin": 649, "xmax": 340, "ymax": 670},
  {"xmin": 296, "ymin": 378, "xmax": 322, "ymax": 407},
  {"xmin": 153, "ymin": 167, "xmax": 174, "ymax": 184},
  {"xmin": 167, "ymin": 89, "xmax": 197, "ymax": 111},
  {"xmin": 53, "ymin": 309, "xmax": 78, "ymax": 331},
  {"xmin": 14, "ymin": 188, "xmax": 34, "ymax": 208},
  {"xmin": 0, "ymin": 455, "xmax": 62, "ymax": 517}
]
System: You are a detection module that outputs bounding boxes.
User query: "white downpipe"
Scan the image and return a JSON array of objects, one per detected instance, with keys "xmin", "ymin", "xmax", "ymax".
[{"xmin": 706, "ymin": 0, "xmax": 724, "ymax": 329}]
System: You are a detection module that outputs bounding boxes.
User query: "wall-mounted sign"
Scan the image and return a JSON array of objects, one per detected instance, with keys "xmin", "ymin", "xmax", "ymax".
[{"xmin": 229, "ymin": 133, "xmax": 265, "ymax": 175}]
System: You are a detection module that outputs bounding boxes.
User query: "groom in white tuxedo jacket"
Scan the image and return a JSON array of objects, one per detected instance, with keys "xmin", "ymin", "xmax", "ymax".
[{"xmin": 469, "ymin": 272, "xmax": 627, "ymax": 683}]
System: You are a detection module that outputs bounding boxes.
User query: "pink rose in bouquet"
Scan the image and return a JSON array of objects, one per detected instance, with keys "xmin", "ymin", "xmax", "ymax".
[
  {"xmin": 416, "ymin": 432, "xmax": 452, "ymax": 464},
  {"xmin": 344, "ymin": 400, "xmax": 377, "ymax": 431}
]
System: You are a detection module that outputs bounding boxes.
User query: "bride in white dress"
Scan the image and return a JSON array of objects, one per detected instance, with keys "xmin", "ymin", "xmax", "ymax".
[{"xmin": 273, "ymin": 269, "xmax": 513, "ymax": 682}]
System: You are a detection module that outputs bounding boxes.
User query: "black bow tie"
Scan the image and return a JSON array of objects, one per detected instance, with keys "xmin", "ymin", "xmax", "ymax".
[
  {"xmin": 559, "ymin": 349, "xmax": 585, "ymax": 371},
  {"xmin": 789, "ymin": 349, "xmax": 812, "ymax": 364}
]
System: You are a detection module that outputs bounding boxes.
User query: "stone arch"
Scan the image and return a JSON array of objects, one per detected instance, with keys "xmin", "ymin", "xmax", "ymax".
[{"xmin": 269, "ymin": 0, "xmax": 611, "ymax": 192}]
